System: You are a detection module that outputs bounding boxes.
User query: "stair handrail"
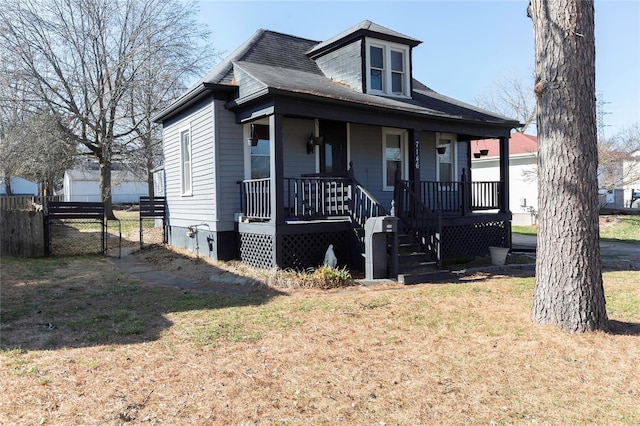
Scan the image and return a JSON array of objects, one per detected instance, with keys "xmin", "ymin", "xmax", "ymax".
[
  {"xmin": 347, "ymin": 163, "xmax": 389, "ymax": 230},
  {"xmin": 394, "ymin": 178, "xmax": 442, "ymax": 267}
]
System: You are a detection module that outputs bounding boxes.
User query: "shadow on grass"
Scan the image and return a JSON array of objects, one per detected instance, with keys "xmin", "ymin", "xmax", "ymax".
[
  {"xmin": 608, "ymin": 320, "xmax": 640, "ymax": 336},
  {"xmin": 0, "ymin": 248, "xmax": 285, "ymax": 351}
]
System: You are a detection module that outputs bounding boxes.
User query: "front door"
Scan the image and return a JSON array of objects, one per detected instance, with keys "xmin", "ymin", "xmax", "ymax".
[{"xmin": 319, "ymin": 120, "xmax": 347, "ymax": 175}]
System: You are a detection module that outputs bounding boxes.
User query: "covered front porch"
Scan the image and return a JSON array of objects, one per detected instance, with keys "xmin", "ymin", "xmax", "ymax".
[
  {"xmin": 231, "ymin": 97, "xmax": 515, "ymax": 273},
  {"xmin": 237, "ymin": 164, "xmax": 511, "ymax": 271}
]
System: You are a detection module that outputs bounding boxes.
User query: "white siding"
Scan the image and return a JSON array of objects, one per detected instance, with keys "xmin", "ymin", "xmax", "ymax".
[
  {"xmin": 163, "ymin": 98, "xmax": 216, "ymax": 228},
  {"xmin": 472, "ymin": 154, "xmax": 538, "ymax": 224}
]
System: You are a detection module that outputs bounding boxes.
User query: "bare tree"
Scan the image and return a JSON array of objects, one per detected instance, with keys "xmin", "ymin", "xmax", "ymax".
[
  {"xmin": 528, "ymin": 0, "xmax": 608, "ymax": 332},
  {"xmin": 475, "ymin": 70, "xmax": 537, "ymax": 134},
  {"xmin": 0, "ymin": 0, "xmax": 212, "ymax": 217}
]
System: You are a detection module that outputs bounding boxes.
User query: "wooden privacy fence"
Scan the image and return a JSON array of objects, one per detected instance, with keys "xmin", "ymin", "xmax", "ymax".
[
  {"xmin": 0, "ymin": 209, "xmax": 45, "ymax": 257},
  {"xmin": 0, "ymin": 195, "xmax": 61, "ymax": 210}
]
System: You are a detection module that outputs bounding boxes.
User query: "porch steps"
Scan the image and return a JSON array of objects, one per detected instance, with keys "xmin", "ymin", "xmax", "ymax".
[{"xmin": 397, "ymin": 234, "xmax": 452, "ymax": 285}]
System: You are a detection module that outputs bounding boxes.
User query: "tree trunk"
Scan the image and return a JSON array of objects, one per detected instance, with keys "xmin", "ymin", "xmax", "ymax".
[
  {"xmin": 147, "ymin": 170, "xmax": 155, "ymax": 200},
  {"xmin": 3, "ymin": 171, "xmax": 12, "ymax": 196},
  {"xmin": 529, "ymin": 0, "xmax": 608, "ymax": 332},
  {"xmin": 99, "ymin": 159, "xmax": 116, "ymax": 220}
]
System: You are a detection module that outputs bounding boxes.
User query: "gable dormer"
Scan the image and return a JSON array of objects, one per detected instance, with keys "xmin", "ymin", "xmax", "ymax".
[{"xmin": 307, "ymin": 20, "xmax": 421, "ymax": 98}]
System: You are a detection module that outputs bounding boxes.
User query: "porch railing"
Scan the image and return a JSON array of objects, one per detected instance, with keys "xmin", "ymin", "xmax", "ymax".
[
  {"xmin": 240, "ymin": 178, "xmax": 271, "ymax": 220},
  {"xmin": 285, "ymin": 177, "xmax": 352, "ymax": 218},
  {"xmin": 419, "ymin": 178, "xmax": 501, "ymax": 214},
  {"xmin": 240, "ymin": 174, "xmax": 387, "ymax": 228}
]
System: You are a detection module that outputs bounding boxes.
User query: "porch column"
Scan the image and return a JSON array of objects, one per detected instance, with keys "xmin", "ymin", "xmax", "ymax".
[
  {"xmin": 269, "ymin": 113, "xmax": 284, "ymax": 225},
  {"xmin": 270, "ymin": 113, "xmax": 284, "ymax": 268},
  {"xmin": 499, "ymin": 135, "xmax": 510, "ymax": 214},
  {"xmin": 409, "ymin": 129, "xmax": 421, "ymax": 197}
]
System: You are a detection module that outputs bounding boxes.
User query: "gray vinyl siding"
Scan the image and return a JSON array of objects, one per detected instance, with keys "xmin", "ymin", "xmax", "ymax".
[
  {"xmin": 282, "ymin": 117, "xmax": 315, "ymax": 178},
  {"xmin": 214, "ymin": 100, "xmax": 244, "ymax": 231},
  {"xmin": 456, "ymin": 141, "xmax": 469, "ymax": 179},
  {"xmin": 235, "ymin": 66, "xmax": 267, "ymax": 99},
  {"xmin": 419, "ymin": 131, "xmax": 437, "ymax": 181},
  {"xmin": 349, "ymin": 123, "xmax": 392, "ymax": 210},
  {"xmin": 163, "ymin": 97, "xmax": 216, "ymax": 228},
  {"xmin": 314, "ymin": 40, "xmax": 363, "ymax": 92}
]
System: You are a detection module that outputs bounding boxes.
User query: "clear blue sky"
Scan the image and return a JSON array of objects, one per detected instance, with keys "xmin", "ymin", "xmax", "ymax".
[{"xmin": 197, "ymin": 0, "xmax": 639, "ymax": 138}]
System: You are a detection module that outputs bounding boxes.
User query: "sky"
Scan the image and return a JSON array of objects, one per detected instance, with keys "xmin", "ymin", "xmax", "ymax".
[{"xmin": 196, "ymin": 0, "xmax": 640, "ymax": 138}]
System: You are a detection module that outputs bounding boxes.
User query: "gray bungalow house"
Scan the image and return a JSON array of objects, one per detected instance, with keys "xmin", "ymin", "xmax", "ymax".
[{"xmin": 153, "ymin": 21, "xmax": 519, "ymax": 278}]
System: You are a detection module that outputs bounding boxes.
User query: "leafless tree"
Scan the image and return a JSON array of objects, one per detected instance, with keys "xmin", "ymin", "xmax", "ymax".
[
  {"xmin": 475, "ymin": 70, "xmax": 537, "ymax": 134},
  {"xmin": 0, "ymin": 0, "xmax": 212, "ymax": 217},
  {"xmin": 528, "ymin": 0, "xmax": 608, "ymax": 332}
]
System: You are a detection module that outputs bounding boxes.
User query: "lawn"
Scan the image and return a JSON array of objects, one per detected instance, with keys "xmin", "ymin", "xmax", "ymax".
[
  {"xmin": 1, "ymin": 253, "xmax": 639, "ymax": 425},
  {"xmin": 513, "ymin": 215, "xmax": 640, "ymax": 244}
]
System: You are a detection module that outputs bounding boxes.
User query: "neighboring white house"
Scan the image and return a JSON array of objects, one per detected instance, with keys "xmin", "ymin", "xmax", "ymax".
[
  {"xmin": 0, "ymin": 176, "xmax": 38, "ymax": 196},
  {"xmin": 472, "ymin": 133, "xmax": 538, "ymax": 226},
  {"xmin": 63, "ymin": 169, "xmax": 148, "ymax": 203},
  {"xmin": 622, "ymin": 150, "xmax": 640, "ymax": 208}
]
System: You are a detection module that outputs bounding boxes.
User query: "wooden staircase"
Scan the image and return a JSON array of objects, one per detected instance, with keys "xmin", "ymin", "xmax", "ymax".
[{"xmin": 396, "ymin": 233, "xmax": 451, "ymax": 284}]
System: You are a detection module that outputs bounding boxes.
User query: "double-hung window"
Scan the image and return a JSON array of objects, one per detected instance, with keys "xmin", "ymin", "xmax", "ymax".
[
  {"xmin": 366, "ymin": 39, "xmax": 410, "ymax": 97},
  {"xmin": 382, "ymin": 128, "xmax": 407, "ymax": 191},
  {"xmin": 180, "ymin": 128, "xmax": 192, "ymax": 195},
  {"xmin": 437, "ymin": 133, "xmax": 457, "ymax": 182}
]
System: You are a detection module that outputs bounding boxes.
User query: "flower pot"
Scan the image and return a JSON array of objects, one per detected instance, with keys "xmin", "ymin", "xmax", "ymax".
[
  {"xmin": 473, "ymin": 153, "xmax": 482, "ymax": 159},
  {"xmin": 489, "ymin": 246, "xmax": 509, "ymax": 266},
  {"xmin": 480, "ymin": 149, "xmax": 489, "ymax": 156}
]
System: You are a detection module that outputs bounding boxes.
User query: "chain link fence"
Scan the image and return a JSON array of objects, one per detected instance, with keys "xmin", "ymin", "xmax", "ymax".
[{"xmin": 47, "ymin": 207, "xmax": 166, "ymax": 257}]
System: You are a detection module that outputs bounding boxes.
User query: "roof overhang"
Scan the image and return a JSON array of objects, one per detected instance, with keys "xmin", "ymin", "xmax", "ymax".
[
  {"xmin": 228, "ymin": 87, "xmax": 516, "ymax": 139},
  {"xmin": 152, "ymin": 83, "xmax": 237, "ymax": 123}
]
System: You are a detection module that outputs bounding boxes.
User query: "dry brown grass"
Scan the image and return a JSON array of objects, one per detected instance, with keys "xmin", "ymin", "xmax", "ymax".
[{"xmin": 1, "ymin": 252, "xmax": 639, "ymax": 425}]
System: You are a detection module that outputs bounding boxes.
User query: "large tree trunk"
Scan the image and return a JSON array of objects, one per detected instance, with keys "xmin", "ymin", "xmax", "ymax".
[
  {"xmin": 529, "ymin": 0, "xmax": 608, "ymax": 332},
  {"xmin": 99, "ymin": 159, "xmax": 116, "ymax": 220}
]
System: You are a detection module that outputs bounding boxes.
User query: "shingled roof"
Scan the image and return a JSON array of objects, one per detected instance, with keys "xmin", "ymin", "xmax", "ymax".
[{"xmin": 154, "ymin": 21, "xmax": 519, "ymax": 130}]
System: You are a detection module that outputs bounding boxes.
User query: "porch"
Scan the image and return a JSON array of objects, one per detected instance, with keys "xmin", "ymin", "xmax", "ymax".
[{"xmin": 237, "ymin": 168, "xmax": 511, "ymax": 271}]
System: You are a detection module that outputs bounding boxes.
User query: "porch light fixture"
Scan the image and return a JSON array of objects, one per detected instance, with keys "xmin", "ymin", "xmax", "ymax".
[
  {"xmin": 307, "ymin": 133, "xmax": 323, "ymax": 154},
  {"xmin": 436, "ymin": 145, "xmax": 447, "ymax": 155},
  {"xmin": 247, "ymin": 124, "xmax": 259, "ymax": 147}
]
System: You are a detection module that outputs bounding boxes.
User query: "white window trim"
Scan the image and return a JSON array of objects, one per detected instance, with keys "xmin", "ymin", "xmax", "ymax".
[
  {"xmin": 365, "ymin": 38, "xmax": 411, "ymax": 98},
  {"xmin": 382, "ymin": 127, "xmax": 408, "ymax": 191},
  {"xmin": 179, "ymin": 125, "xmax": 192, "ymax": 196},
  {"xmin": 243, "ymin": 119, "xmax": 271, "ymax": 179},
  {"xmin": 435, "ymin": 132, "xmax": 458, "ymax": 182}
]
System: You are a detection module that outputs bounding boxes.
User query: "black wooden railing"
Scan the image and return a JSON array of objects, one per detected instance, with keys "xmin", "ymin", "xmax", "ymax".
[
  {"xmin": 240, "ymin": 175, "xmax": 387, "ymax": 226},
  {"xmin": 417, "ymin": 170, "xmax": 502, "ymax": 214},
  {"xmin": 394, "ymin": 179, "xmax": 442, "ymax": 267}
]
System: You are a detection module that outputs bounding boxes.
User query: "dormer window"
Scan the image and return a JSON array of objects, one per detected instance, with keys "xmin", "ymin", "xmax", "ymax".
[{"xmin": 365, "ymin": 38, "xmax": 410, "ymax": 97}]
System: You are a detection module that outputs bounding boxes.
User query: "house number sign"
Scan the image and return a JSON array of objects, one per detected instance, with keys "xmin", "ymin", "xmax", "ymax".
[{"xmin": 414, "ymin": 140, "xmax": 420, "ymax": 169}]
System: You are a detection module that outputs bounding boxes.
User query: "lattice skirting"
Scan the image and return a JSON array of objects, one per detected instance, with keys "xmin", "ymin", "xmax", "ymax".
[
  {"xmin": 239, "ymin": 233, "xmax": 275, "ymax": 269},
  {"xmin": 441, "ymin": 220, "xmax": 510, "ymax": 258},
  {"xmin": 281, "ymin": 231, "xmax": 349, "ymax": 270},
  {"xmin": 239, "ymin": 230, "xmax": 350, "ymax": 270}
]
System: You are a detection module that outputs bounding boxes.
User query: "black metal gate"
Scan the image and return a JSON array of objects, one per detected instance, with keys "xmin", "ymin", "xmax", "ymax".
[
  {"xmin": 46, "ymin": 202, "xmax": 121, "ymax": 257},
  {"xmin": 138, "ymin": 196, "xmax": 167, "ymax": 249}
]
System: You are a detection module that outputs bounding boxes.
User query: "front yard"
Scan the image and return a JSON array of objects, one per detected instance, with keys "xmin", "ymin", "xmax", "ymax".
[{"xmin": 1, "ymin": 251, "xmax": 639, "ymax": 424}]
